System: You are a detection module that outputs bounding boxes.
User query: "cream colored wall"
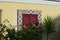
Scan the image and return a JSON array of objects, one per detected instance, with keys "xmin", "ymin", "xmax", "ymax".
[{"xmin": 0, "ymin": 2, "xmax": 60, "ymax": 26}]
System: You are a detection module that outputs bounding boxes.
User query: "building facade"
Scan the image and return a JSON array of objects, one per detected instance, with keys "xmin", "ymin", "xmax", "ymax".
[{"xmin": 0, "ymin": 1, "xmax": 60, "ymax": 30}]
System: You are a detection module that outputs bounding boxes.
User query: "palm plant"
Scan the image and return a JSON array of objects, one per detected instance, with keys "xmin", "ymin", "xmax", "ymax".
[{"xmin": 43, "ymin": 16, "xmax": 55, "ymax": 40}]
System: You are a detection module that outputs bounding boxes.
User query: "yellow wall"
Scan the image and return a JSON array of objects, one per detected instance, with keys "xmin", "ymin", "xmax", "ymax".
[{"xmin": 0, "ymin": 2, "xmax": 60, "ymax": 26}]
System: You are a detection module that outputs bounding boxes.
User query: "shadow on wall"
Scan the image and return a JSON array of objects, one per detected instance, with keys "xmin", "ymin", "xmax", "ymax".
[
  {"xmin": 54, "ymin": 16, "xmax": 60, "ymax": 32},
  {"xmin": 49, "ymin": 16, "xmax": 60, "ymax": 40}
]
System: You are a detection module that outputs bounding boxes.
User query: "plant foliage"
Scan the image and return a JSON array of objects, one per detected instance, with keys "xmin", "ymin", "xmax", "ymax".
[
  {"xmin": 0, "ymin": 24, "xmax": 39, "ymax": 40},
  {"xmin": 43, "ymin": 16, "xmax": 55, "ymax": 40}
]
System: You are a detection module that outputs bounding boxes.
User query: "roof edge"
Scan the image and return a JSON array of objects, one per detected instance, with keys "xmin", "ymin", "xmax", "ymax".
[{"xmin": 0, "ymin": 0, "xmax": 60, "ymax": 5}]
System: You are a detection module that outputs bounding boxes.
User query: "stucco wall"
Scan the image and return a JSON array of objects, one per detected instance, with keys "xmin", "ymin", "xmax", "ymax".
[{"xmin": 0, "ymin": 2, "xmax": 60, "ymax": 26}]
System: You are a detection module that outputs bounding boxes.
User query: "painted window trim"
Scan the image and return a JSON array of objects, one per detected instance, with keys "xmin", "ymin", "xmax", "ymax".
[{"xmin": 17, "ymin": 10, "xmax": 41, "ymax": 30}]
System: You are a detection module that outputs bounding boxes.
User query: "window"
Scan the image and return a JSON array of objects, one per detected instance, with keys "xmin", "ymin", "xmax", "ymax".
[
  {"xmin": 22, "ymin": 14, "xmax": 38, "ymax": 26},
  {"xmin": 17, "ymin": 10, "xmax": 41, "ymax": 30}
]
